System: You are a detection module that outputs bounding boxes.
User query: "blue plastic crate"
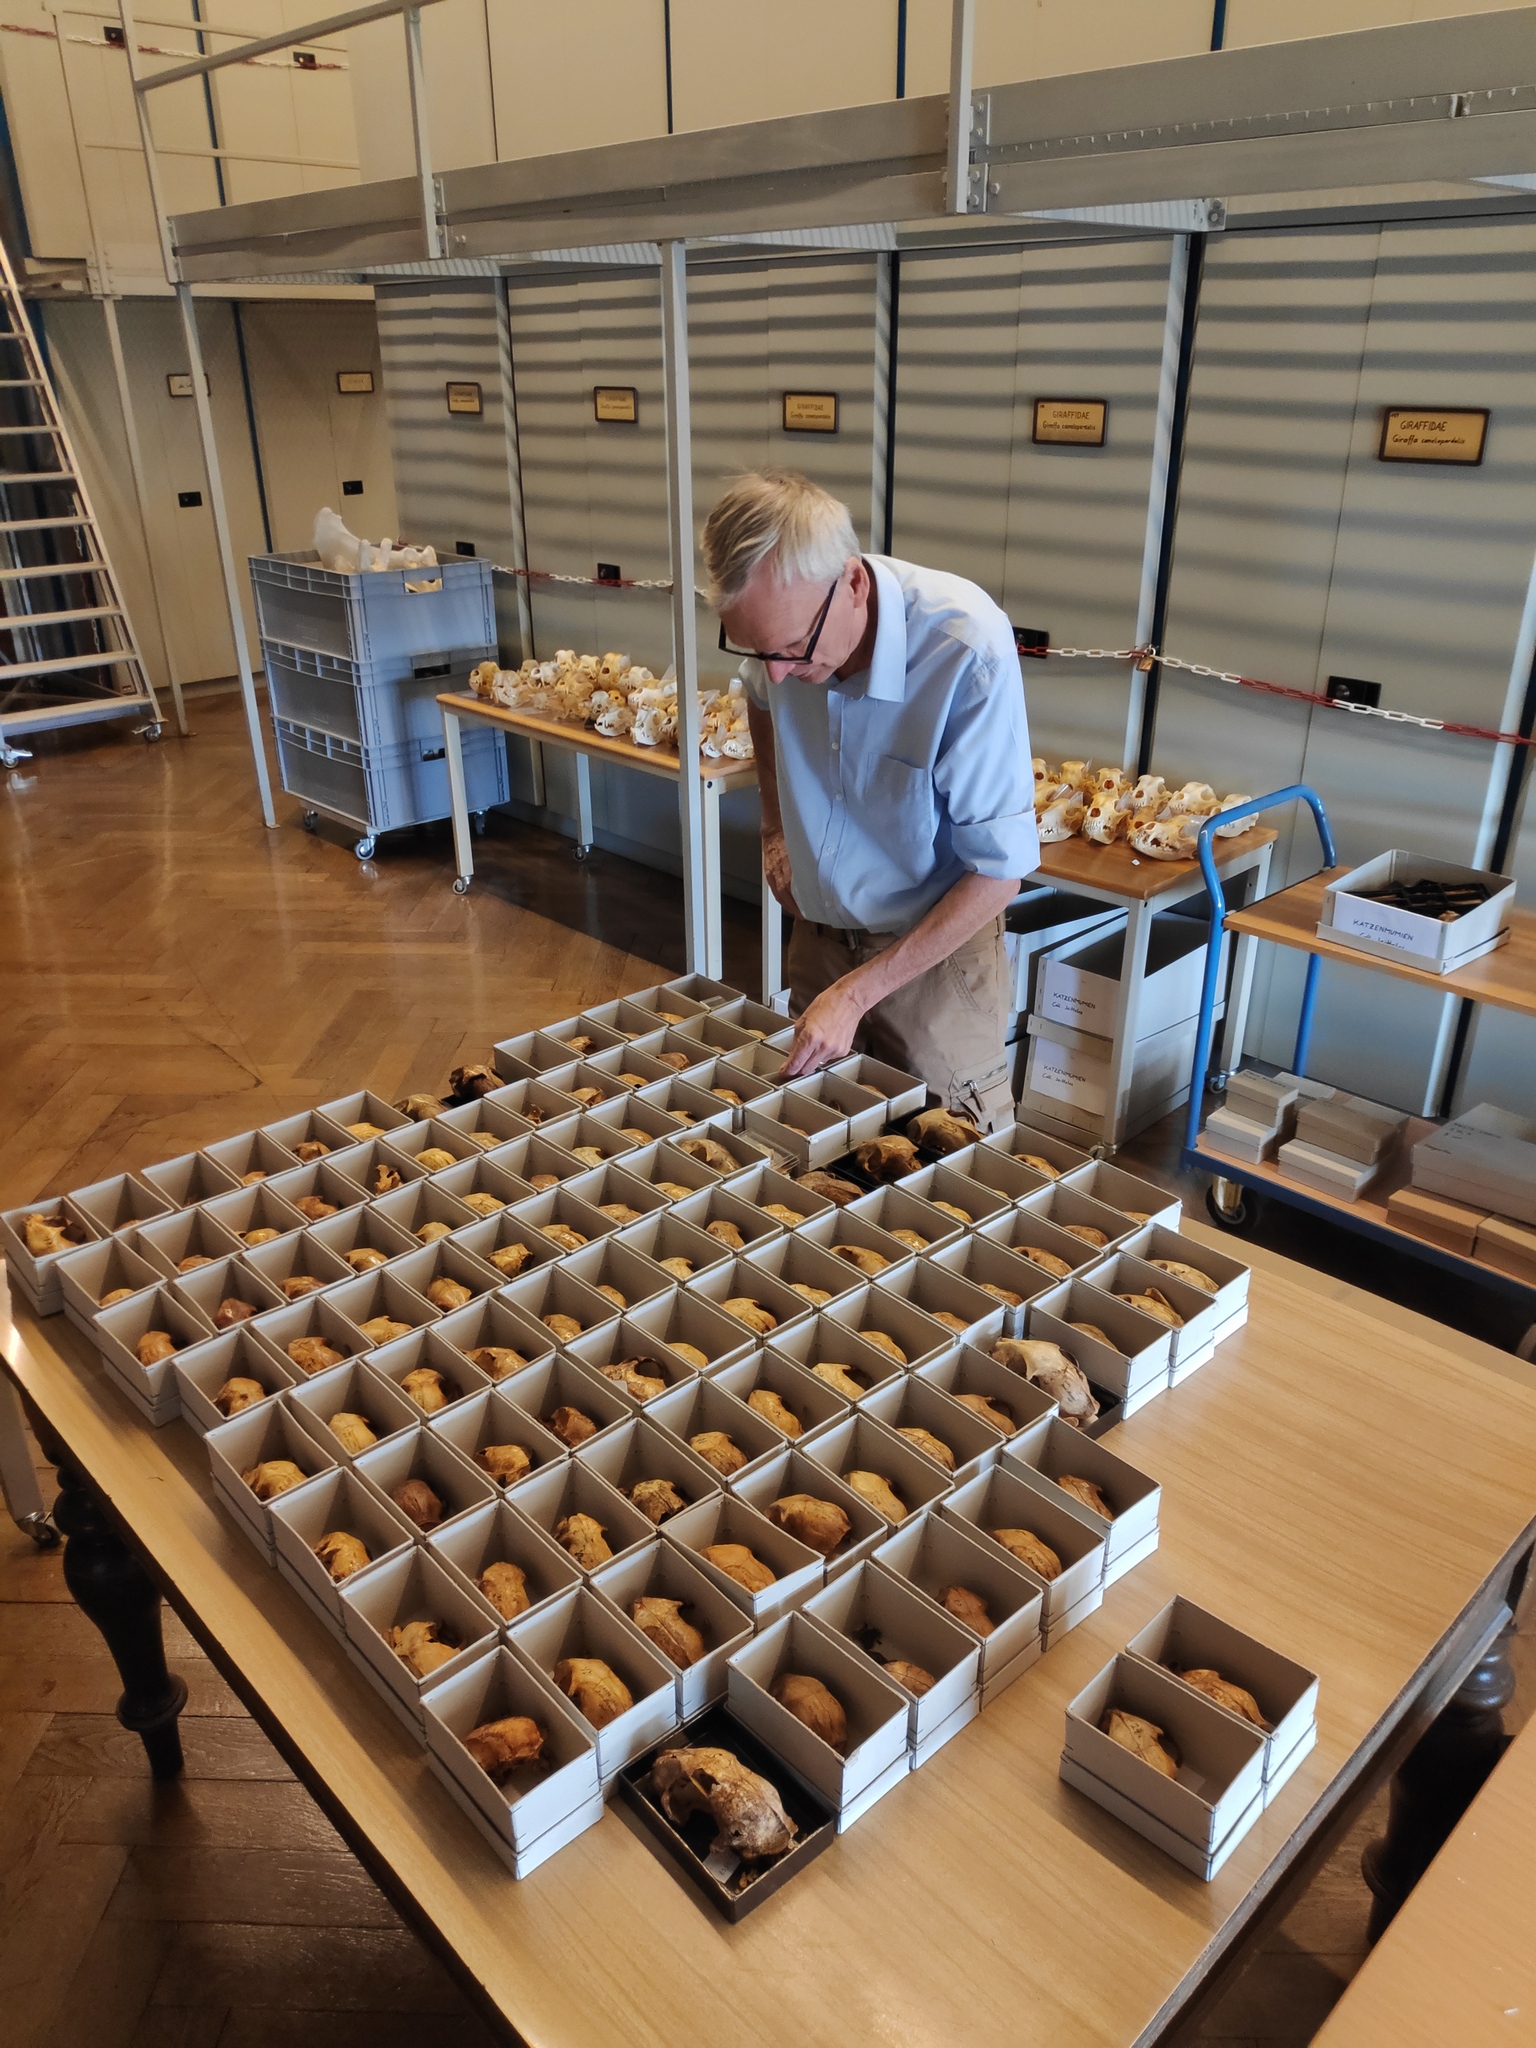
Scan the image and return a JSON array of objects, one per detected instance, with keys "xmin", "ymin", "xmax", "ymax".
[
  {"xmin": 261, "ymin": 637, "xmax": 492, "ymax": 750},
  {"xmin": 249, "ymin": 549, "xmax": 495, "ymax": 664},
  {"xmin": 274, "ymin": 717, "xmax": 509, "ymax": 841}
]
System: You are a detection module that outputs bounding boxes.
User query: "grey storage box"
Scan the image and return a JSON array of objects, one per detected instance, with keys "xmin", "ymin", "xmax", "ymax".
[
  {"xmin": 249, "ymin": 549, "xmax": 495, "ymax": 665},
  {"xmin": 273, "ymin": 717, "xmax": 509, "ymax": 852},
  {"xmin": 262, "ymin": 638, "xmax": 490, "ymax": 751}
]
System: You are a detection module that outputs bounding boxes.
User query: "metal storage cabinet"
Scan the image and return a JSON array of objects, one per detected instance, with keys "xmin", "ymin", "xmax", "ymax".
[
  {"xmin": 249, "ymin": 550, "xmax": 495, "ymax": 663},
  {"xmin": 274, "ymin": 718, "xmax": 510, "ymax": 860}
]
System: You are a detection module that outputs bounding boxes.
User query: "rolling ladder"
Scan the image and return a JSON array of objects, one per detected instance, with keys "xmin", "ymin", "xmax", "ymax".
[{"xmin": 0, "ymin": 236, "xmax": 168, "ymax": 766}]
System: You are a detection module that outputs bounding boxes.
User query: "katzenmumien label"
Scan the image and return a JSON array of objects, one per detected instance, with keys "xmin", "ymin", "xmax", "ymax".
[
  {"xmin": 783, "ymin": 392, "xmax": 838, "ymax": 433},
  {"xmin": 594, "ymin": 386, "xmax": 638, "ymax": 423}
]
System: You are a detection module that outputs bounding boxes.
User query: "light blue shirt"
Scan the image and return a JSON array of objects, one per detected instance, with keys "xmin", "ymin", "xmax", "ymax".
[{"xmin": 741, "ymin": 554, "xmax": 1039, "ymax": 934}]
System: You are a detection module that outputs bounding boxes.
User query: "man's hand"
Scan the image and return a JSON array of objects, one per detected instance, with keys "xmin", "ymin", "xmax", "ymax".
[
  {"xmin": 780, "ymin": 977, "xmax": 865, "ymax": 1078},
  {"xmin": 763, "ymin": 829, "xmax": 800, "ymax": 917}
]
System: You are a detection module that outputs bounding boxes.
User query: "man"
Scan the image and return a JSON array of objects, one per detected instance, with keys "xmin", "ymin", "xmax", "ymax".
[{"xmin": 702, "ymin": 468, "xmax": 1038, "ymax": 1131}]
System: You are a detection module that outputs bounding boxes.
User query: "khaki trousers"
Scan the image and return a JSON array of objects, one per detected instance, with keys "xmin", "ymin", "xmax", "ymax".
[{"xmin": 787, "ymin": 913, "xmax": 1015, "ymax": 1132}]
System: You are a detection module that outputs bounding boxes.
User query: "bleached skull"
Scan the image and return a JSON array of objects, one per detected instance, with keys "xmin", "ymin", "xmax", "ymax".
[
  {"xmin": 1037, "ymin": 795, "xmax": 1086, "ymax": 842},
  {"xmin": 1128, "ymin": 812, "xmax": 1202, "ymax": 860},
  {"xmin": 1213, "ymin": 796, "xmax": 1257, "ymax": 838},
  {"xmin": 631, "ymin": 704, "xmax": 666, "ymax": 746},
  {"xmin": 1081, "ymin": 795, "xmax": 1129, "ymax": 844},
  {"xmin": 1165, "ymin": 780, "xmax": 1219, "ymax": 816},
  {"xmin": 594, "ymin": 704, "xmax": 635, "ymax": 737},
  {"xmin": 1126, "ymin": 773, "xmax": 1166, "ymax": 813},
  {"xmin": 721, "ymin": 733, "xmax": 754, "ymax": 759}
]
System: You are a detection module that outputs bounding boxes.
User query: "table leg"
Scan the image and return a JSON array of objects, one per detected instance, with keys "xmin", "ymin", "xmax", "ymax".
[
  {"xmin": 761, "ymin": 870, "xmax": 784, "ymax": 1002},
  {"xmin": 442, "ymin": 710, "xmax": 475, "ymax": 895},
  {"xmin": 1103, "ymin": 898, "xmax": 1153, "ymax": 1149},
  {"xmin": 573, "ymin": 751, "xmax": 594, "ymax": 860},
  {"xmin": 1360, "ymin": 1618, "xmax": 1516, "ymax": 1943},
  {"xmin": 701, "ymin": 778, "xmax": 724, "ymax": 980},
  {"xmin": 527, "ymin": 738, "xmax": 546, "ymax": 810},
  {"xmin": 50, "ymin": 1451, "xmax": 188, "ymax": 1779},
  {"xmin": 0, "ymin": 1369, "xmax": 54, "ymax": 1545}
]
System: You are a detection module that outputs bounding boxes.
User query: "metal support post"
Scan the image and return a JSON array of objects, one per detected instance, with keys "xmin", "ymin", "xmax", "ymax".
[
  {"xmin": 174, "ymin": 284, "xmax": 276, "ymax": 828},
  {"xmin": 403, "ymin": 7, "xmax": 445, "ymax": 261},
  {"xmin": 1124, "ymin": 233, "xmax": 1190, "ymax": 768},
  {"xmin": 573, "ymin": 751, "xmax": 594, "ymax": 858},
  {"xmin": 761, "ymin": 872, "xmax": 784, "ymax": 1002},
  {"xmin": 100, "ymin": 297, "xmax": 187, "ymax": 737},
  {"xmin": 117, "ymin": 0, "xmax": 179, "ymax": 282},
  {"xmin": 442, "ymin": 706, "xmax": 474, "ymax": 892},
  {"xmin": 659, "ymin": 239, "xmax": 714, "ymax": 978},
  {"xmin": 1102, "ymin": 898, "xmax": 1154, "ymax": 1148},
  {"xmin": 946, "ymin": 0, "xmax": 976, "ymax": 215}
]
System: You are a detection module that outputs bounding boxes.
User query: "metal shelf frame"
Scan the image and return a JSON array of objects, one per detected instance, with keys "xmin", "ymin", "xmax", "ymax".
[{"xmin": 116, "ymin": 0, "xmax": 1536, "ymax": 970}]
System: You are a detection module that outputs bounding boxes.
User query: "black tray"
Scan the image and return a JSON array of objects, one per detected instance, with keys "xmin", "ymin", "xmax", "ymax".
[{"xmin": 614, "ymin": 1704, "xmax": 836, "ymax": 1922}]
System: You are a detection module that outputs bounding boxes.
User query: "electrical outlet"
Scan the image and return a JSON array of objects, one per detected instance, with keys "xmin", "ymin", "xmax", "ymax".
[
  {"xmin": 341, "ymin": 479, "xmax": 363, "ymax": 496},
  {"xmin": 177, "ymin": 491, "xmax": 202, "ymax": 508},
  {"xmin": 1327, "ymin": 675, "xmax": 1383, "ymax": 707},
  {"xmin": 455, "ymin": 541, "xmax": 476, "ymax": 557},
  {"xmin": 1013, "ymin": 626, "xmax": 1049, "ymax": 658},
  {"xmin": 597, "ymin": 563, "xmax": 621, "ymax": 583}
]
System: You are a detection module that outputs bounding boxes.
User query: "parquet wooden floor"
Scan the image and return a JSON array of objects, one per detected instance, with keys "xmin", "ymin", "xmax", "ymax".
[{"xmin": 0, "ymin": 703, "xmax": 1530, "ymax": 2047}]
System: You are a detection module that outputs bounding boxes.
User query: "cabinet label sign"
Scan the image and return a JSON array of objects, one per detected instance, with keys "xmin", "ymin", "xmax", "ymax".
[
  {"xmin": 1379, "ymin": 407, "xmax": 1488, "ymax": 464},
  {"xmin": 445, "ymin": 381, "xmax": 483, "ymax": 416},
  {"xmin": 594, "ymin": 386, "xmax": 638, "ymax": 423},
  {"xmin": 1033, "ymin": 398, "xmax": 1107, "ymax": 446},
  {"xmin": 782, "ymin": 391, "xmax": 839, "ymax": 433},
  {"xmin": 166, "ymin": 372, "xmax": 209, "ymax": 398},
  {"xmin": 336, "ymin": 370, "xmax": 374, "ymax": 394}
]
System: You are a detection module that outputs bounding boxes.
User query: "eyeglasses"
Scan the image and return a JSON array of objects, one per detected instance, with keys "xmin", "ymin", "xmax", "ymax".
[{"xmin": 718, "ymin": 575, "xmax": 841, "ymax": 665}]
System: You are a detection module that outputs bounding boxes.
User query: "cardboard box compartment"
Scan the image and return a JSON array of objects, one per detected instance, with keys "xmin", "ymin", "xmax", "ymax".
[
  {"xmin": 1063, "ymin": 1653, "xmax": 1266, "ymax": 1864},
  {"xmin": 173, "ymin": 1324, "xmax": 298, "ymax": 1436},
  {"xmin": 872, "ymin": 1511, "xmax": 1042, "ymax": 1696},
  {"xmin": 730, "ymin": 1444, "xmax": 892, "ymax": 1583},
  {"xmin": 1022, "ymin": 1010, "xmax": 1206, "ymax": 1136},
  {"xmin": 1124, "ymin": 1595, "xmax": 1319, "ymax": 1786},
  {"xmin": 1060, "ymin": 1160, "xmax": 1182, "ymax": 1231},
  {"xmin": 1081, "ymin": 1249, "xmax": 1225, "ymax": 1371},
  {"xmin": 427, "ymin": 1495, "xmax": 583, "ymax": 1623},
  {"xmin": 1025, "ymin": 1279, "xmax": 1172, "ymax": 1415},
  {"xmin": 1058, "ymin": 1751, "xmax": 1261, "ymax": 1881},
  {"xmin": 728, "ymin": 1610, "xmax": 911, "ymax": 1826},
  {"xmin": 1119, "ymin": 1223, "xmax": 1250, "ymax": 1323},
  {"xmin": 1001, "ymin": 1417, "xmax": 1160, "ymax": 1574},
  {"xmin": 710, "ymin": 1349, "xmax": 858, "ymax": 1449},
  {"xmin": 648, "ymin": 1373, "xmax": 791, "ymax": 1483},
  {"xmin": 286, "ymin": 1357, "xmax": 423, "ymax": 1462},
  {"xmin": 340, "ymin": 1547, "xmax": 502, "ymax": 1726},
  {"xmin": 914, "ymin": 1344, "xmax": 1059, "ymax": 1460},
  {"xmin": 353, "ymin": 1420, "xmax": 497, "ymax": 1533},
  {"xmin": 423, "ymin": 1643, "xmax": 601, "ymax": 1870},
  {"xmin": 591, "ymin": 1540, "xmax": 753, "ymax": 1717},
  {"xmin": 206, "ymin": 1400, "xmax": 338, "ymax": 1557},
  {"xmin": 872, "ymin": 1255, "xmax": 1008, "ymax": 1353},
  {"xmin": 805, "ymin": 1558, "xmax": 980, "ymax": 1749},
  {"xmin": 1037, "ymin": 912, "xmax": 1222, "ymax": 1039},
  {"xmin": 1412, "ymin": 1106, "xmax": 1536, "ymax": 1229},
  {"xmin": 941, "ymin": 1465, "xmax": 1105, "ymax": 1626},
  {"xmin": 271, "ymin": 1464, "xmax": 418, "ymax": 1624},
  {"xmin": 862, "ymin": 1371, "xmax": 1009, "ymax": 1485},
  {"xmin": 1319, "ymin": 850, "xmax": 1513, "ymax": 972},
  {"xmin": 1004, "ymin": 888, "xmax": 1126, "ymax": 1015},
  {"xmin": 663, "ymin": 1492, "xmax": 823, "ymax": 1624},
  {"xmin": 504, "ymin": 1457, "xmax": 658, "ymax": 1577},
  {"xmin": 989, "ymin": 1120, "xmax": 1093, "ymax": 1177},
  {"xmin": 800, "ymin": 1411, "xmax": 955, "ymax": 1528},
  {"xmin": 614, "ymin": 1702, "xmax": 836, "ymax": 1920},
  {"xmin": 508, "ymin": 1583, "xmax": 680, "ymax": 1780}
]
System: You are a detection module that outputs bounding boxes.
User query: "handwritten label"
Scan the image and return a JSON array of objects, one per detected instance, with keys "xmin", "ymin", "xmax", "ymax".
[
  {"xmin": 1033, "ymin": 398, "xmax": 1107, "ymax": 446},
  {"xmin": 782, "ymin": 391, "xmax": 838, "ymax": 434},
  {"xmin": 1379, "ymin": 407, "xmax": 1488, "ymax": 465},
  {"xmin": 336, "ymin": 370, "xmax": 374, "ymax": 394},
  {"xmin": 1332, "ymin": 896, "xmax": 1439, "ymax": 958},
  {"xmin": 594, "ymin": 386, "xmax": 638, "ymax": 424},
  {"xmin": 445, "ymin": 381, "xmax": 482, "ymax": 416}
]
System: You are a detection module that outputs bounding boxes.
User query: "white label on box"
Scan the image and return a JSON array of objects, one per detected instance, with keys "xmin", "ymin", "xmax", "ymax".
[
  {"xmin": 1331, "ymin": 895, "xmax": 1438, "ymax": 957},
  {"xmin": 1028, "ymin": 1036, "xmax": 1107, "ymax": 1116}
]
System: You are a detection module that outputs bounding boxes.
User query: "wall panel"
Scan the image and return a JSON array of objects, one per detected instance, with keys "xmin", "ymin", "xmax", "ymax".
[{"xmin": 668, "ymin": 0, "xmax": 896, "ymax": 131}]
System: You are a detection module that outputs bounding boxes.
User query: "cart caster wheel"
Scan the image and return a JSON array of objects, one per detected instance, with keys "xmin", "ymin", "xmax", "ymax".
[
  {"xmin": 573, "ymin": 843, "xmax": 591, "ymax": 863},
  {"xmin": 19, "ymin": 1511, "xmax": 59, "ymax": 1550},
  {"xmin": 1206, "ymin": 1179, "xmax": 1256, "ymax": 1232},
  {"xmin": 302, "ymin": 810, "xmax": 319, "ymax": 834},
  {"xmin": 139, "ymin": 722, "xmax": 164, "ymax": 744},
  {"xmin": 354, "ymin": 836, "xmax": 376, "ymax": 861},
  {"xmin": 471, "ymin": 811, "xmax": 487, "ymax": 836},
  {"xmin": 452, "ymin": 876, "xmax": 471, "ymax": 896}
]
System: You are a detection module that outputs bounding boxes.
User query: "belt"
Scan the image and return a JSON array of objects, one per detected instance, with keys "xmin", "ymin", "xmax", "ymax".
[{"xmin": 810, "ymin": 920, "xmax": 882, "ymax": 950}]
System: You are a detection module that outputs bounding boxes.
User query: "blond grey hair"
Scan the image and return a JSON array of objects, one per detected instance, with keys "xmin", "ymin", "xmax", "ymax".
[{"xmin": 701, "ymin": 469, "xmax": 860, "ymax": 609}]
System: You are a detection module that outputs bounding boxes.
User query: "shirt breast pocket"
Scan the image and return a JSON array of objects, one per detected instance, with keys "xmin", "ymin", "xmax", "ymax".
[{"xmin": 856, "ymin": 754, "xmax": 937, "ymax": 884}]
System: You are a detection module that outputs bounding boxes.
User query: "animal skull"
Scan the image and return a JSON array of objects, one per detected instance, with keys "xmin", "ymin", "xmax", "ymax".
[
  {"xmin": 1037, "ymin": 794, "xmax": 1086, "ymax": 842},
  {"xmin": 1128, "ymin": 811, "xmax": 1202, "ymax": 861},
  {"xmin": 1213, "ymin": 795, "xmax": 1257, "ymax": 837}
]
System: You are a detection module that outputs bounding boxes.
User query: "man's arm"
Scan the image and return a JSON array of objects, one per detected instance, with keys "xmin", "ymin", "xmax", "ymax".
[
  {"xmin": 747, "ymin": 700, "xmax": 799, "ymax": 917},
  {"xmin": 779, "ymin": 869, "xmax": 1017, "ymax": 1077}
]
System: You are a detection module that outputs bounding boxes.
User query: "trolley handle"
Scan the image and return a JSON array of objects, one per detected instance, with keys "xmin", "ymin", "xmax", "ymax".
[{"xmin": 1183, "ymin": 784, "xmax": 1337, "ymax": 1157}]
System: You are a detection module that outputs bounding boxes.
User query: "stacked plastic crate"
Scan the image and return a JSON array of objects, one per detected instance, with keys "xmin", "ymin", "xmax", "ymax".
[{"xmin": 249, "ymin": 549, "xmax": 510, "ymax": 859}]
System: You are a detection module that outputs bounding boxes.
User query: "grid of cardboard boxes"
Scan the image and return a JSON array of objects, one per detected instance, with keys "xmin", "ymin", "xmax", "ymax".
[{"xmin": 4, "ymin": 977, "xmax": 1316, "ymax": 1910}]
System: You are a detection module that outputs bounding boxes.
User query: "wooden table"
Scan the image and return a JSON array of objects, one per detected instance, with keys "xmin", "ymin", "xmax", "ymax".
[
  {"xmin": 436, "ymin": 695, "xmax": 775, "ymax": 993},
  {"xmin": 1315, "ymin": 1705, "xmax": 1536, "ymax": 2046},
  {"xmin": 1023, "ymin": 827, "xmax": 1279, "ymax": 1150},
  {"xmin": 6, "ymin": 1225, "xmax": 1535, "ymax": 2048}
]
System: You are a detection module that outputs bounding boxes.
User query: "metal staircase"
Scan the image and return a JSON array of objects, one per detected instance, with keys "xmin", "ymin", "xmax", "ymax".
[{"xmin": 0, "ymin": 237, "xmax": 166, "ymax": 767}]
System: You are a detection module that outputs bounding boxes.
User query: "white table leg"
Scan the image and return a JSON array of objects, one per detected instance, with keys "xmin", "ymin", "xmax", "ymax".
[
  {"xmin": 528, "ymin": 738, "xmax": 546, "ymax": 809},
  {"xmin": 574, "ymin": 751, "xmax": 594, "ymax": 858},
  {"xmin": 1104, "ymin": 897, "xmax": 1154, "ymax": 1149},
  {"xmin": 443, "ymin": 709, "xmax": 475, "ymax": 894},
  {"xmin": 701, "ymin": 777, "xmax": 724, "ymax": 980},
  {"xmin": 0, "ymin": 1371, "xmax": 47, "ymax": 1533},
  {"xmin": 761, "ymin": 871, "xmax": 784, "ymax": 1002}
]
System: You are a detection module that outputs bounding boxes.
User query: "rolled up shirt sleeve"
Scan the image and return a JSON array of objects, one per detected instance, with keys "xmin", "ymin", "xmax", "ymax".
[{"xmin": 933, "ymin": 650, "xmax": 1040, "ymax": 883}]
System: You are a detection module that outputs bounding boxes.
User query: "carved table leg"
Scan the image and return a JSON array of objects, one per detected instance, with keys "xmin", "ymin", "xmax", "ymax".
[
  {"xmin": 50, "ymin": 1455, "xmax": 189, "ymax": 1779},
  {"xmin": 1361, "ymin": 1623, "xmax": 1515, "ymax": 1944}
]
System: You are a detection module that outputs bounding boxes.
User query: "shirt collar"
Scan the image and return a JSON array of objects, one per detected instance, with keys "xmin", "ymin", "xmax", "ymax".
[{"xmin": 834, "ymin": 556, "xmax": 906, "ymax": 703}]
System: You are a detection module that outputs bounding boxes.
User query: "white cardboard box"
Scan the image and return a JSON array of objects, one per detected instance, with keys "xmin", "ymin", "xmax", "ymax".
[
  {"xmin": 805, "ymin": 1559, "xmax": 980, "ymax": 1749},
  {"xmin": 1001, "ymin": 1418, "xmax": 1160, "ymax": 1576},
  {"xmin": 872, "ymin": 1512, "xmax": 1042, "ymax": 1697},
  {"xmin": 663, "ymin": 1492, "xmax": 823, "ymax": 1624},
  {"xmin": 1004, "ymin": 887, "xmax": 1126, "ymax": 1015},
  {"xmin": 590, "ymin": 1538, "xmax": 753, "ymax": 1717},
  {"xmin": 1059, "ymin": 1751, "xmax": 1262, "ymax": 1880},
  {"xmin": 340, "ymin": 1546, "xmax": 503, "ymax": 1726},
  {"xmin": 1063, "ymin": 1653, "xmax": 1266, "ymax": 1868},
  {"xmin": 206, "ymin": 1401, "xmax": 338, "ymax": 1558},
  {"xmin": 941, "ymin": 1465, "xmax": 1105, "ymax": 1626},
  {"xmin": 507, "ymin": 1583, "xmax": 680, "ymax": 1780},
  {"xmin": 1276, "ymin": 1139, "xmax": 1380, "ymax": 1201},
  {"xmin": 730, "ymin": 1444, "xmax": 890, "ymax": 1583},
  {"xmin": 1037, "ymin": 913, "xmax": 1219, "ymax": 1039},
  {"xmin": 1023, "ymin": 1010, "xmax": 1205, "ymax": 1132},
  {"xmin": 1125, "ymin": 1594, "xmax": 1319, "ymax": 1785},
  {"xmin": 1320, "ymin": 850, "xmax": 1513, "ymax": 971},
  {"xmin": 1412, "ymin": 1106, "xmax": 1536, "ymax": 1229},
  {"xmin": 1025, "ymin": 1279, "xmax": 1172, "ymax": 1417},
  {"xmin": 727, "ymin": 1609, "xmax": 911, "ymax": 1828},
  {"xmin": 270, "ymin": 1464, "xmax": 419, "ymax": 1624},
  {"xmin": 427, "ymin": 1495, "xmax": 583, "ymax": 1621}
]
